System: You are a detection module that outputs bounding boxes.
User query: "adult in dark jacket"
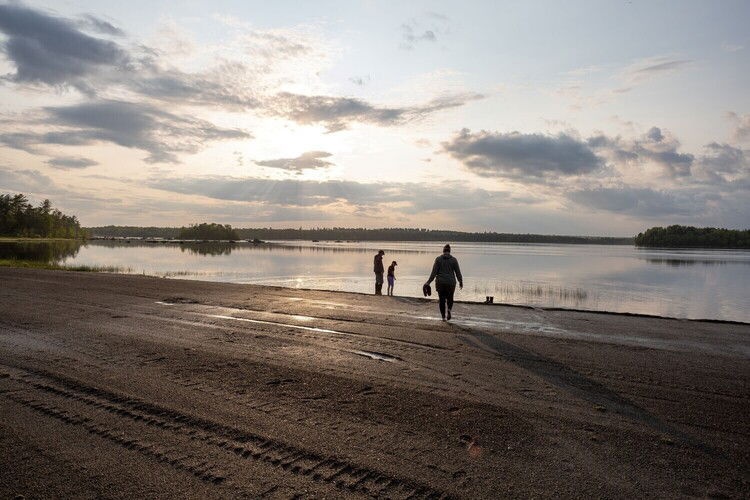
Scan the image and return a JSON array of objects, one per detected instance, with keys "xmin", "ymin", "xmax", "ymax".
[
  {"xmin": 425, "ymin": 244, "xmax": 463, "ymax": 320},
  {"xmin": 373, "ymin": 250, "xmax": 385, "ymax": 295}
]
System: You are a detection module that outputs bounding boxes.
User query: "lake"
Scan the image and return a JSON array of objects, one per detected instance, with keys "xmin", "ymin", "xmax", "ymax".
[{"xmin": 2, "ymin": 239, "xmax": 749, "ymax": 323}]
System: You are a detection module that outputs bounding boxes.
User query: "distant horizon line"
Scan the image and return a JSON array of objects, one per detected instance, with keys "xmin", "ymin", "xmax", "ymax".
[{"xmin": 85, "ymin": 225, "xmax": 636, "ymax": 240}]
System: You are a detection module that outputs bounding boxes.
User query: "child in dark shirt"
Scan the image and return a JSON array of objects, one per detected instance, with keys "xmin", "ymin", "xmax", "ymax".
[{"xmin": 387, "ymin": 261, "xmax": 397, "ymax": 296}]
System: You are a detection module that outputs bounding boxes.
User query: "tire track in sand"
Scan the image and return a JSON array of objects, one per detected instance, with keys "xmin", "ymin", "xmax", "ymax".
[{"xmin": 0, "ymin": 363, "xmax": 452, "ymax": 499}]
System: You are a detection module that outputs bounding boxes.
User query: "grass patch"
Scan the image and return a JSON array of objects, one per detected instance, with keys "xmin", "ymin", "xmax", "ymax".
[{"xmin": 0, "ymin": 259, "xmax": 129, "ymax": 273}]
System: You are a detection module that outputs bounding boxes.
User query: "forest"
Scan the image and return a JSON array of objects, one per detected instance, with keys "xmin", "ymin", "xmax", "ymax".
[
  {"xmin": 635, "ymin": 225, "xmax": 750, "ymax": 248},
  {"xmin": 88, "ymin": 225, "xmax": 634, "ymax": 244},
  {"xmin": 178, "ymin": 223, "xmax": 239, "ymax": 240},
  {"xmin": 0, "ymin": 193, "xmax": 87, "ymax": 239}
]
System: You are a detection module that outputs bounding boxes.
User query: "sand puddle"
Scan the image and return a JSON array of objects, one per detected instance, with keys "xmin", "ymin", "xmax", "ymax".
[
  {"xmin": 350, "ymin": 350, "xmax": 400, "ymax": 362},
  {"xmin": 154, "ymin": 301, "xmax": 406, "ymax": 362},
  {"xmin": 201, "ymin": 313, "xmax": 347, "ymax": 335},
  {"xmin": 155, "ymin": 301, "xmax": 349, "ymax": 334}
]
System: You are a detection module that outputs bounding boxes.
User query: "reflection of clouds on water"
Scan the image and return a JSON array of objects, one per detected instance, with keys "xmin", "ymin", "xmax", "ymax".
[{"xmin": 4, "ymin": 240, "xmax": 747, "ymax": 322}]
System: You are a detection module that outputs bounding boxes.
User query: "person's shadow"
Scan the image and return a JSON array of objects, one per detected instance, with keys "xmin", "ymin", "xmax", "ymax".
[{"xmin": 452, "ymin": 322, "xmax": 728, "ymax": 460}]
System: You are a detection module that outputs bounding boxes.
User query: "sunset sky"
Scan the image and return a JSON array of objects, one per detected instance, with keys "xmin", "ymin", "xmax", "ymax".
[{"xmin": 0, "ymin": 0, "xmax": 748, "ymax": 235}]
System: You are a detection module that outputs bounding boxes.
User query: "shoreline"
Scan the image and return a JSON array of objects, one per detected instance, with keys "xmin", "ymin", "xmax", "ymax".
[
  {"xmin": 278, "ymin": 282, "xmax": 750, "ymax": 326},
  {"xmin": 1, "ymin": 258, "xmax": 747, "ymax": 325}
]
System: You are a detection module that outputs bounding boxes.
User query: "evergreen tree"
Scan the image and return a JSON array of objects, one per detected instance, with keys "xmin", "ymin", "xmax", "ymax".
[{"xmin": 0, "ymin": 193, "xmax": 88, "ymax": 239}]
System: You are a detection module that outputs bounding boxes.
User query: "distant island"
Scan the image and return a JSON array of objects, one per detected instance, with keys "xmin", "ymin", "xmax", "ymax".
[
  {"xmin": 635, "ymin": 225, "xmax": 750, "ymax": 248},
  {"xmin": 88, "ymin": 225, "xmax": 634, "ymax": 245},
  {"xmin": 1, "ymin": 193, "xmax": 87, "ymax": 239},
  {"xmin": 179, "ymin": 223, "xmax": 239, "ymax": 241}
]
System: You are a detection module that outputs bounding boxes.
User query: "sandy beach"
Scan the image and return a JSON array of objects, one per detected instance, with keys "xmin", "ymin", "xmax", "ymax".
[{"xmin": 0, "ymin": 267, "xmax": 748, "ymax": 498}]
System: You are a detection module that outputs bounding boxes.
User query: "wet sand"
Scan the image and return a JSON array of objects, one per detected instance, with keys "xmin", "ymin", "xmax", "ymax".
[{"xmin": 0, "ymin": 267, "xmax": 748, "ymax": 498}]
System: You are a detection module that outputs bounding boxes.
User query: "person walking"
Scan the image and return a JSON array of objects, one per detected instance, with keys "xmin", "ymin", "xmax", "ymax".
[
  {"xmin": 424, "ymin": 244, "xmax": 463, "ymax": 320},
  {"xmin": 373, "ymin": 249, "xmax": 385, "ymax": 295},
  {"xmin": 387, "ymin": 261, "xmax": 397, "ymax": 296}
]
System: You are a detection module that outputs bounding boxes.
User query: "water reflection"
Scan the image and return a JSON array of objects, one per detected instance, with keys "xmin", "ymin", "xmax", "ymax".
[
  {"xmin": 646, "ymin": 258, "xmax": 733, "ymax": 266},
  {"xmin": 88, "ymin": 240, "xmax": 429, "ymax": 256},
  {"xmin": 179, "ymin": 242, "xmax": 236, "ymax": 256},
  {"xmin": 0, "ymin": 240, "xmax": 81, "ymax": 262},
  {"xmin": 1, "ymin": 240, "xmax": 747, "ymax": 322}
]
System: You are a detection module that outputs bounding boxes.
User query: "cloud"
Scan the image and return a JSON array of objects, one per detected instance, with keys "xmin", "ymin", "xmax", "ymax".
[
  {"xmin": 268, "ymin": 92, "xmax": 482, "ymax": 132},
  {"xmin": 588, "ymin": 127, "xmax": 694, "ymax": 177},
  {"xmin": 147, "ymin": 175, "xmax": 513, "ymax": 214},
  {"xmin": 0, "ymin": 4, "xmax": 479, "ymax": 137},
  {"xmin": 566, "ymin": 136, "xmax": 750, "ymax": 221},
  {"xmin": 255, "ymin": 151, "xmax": 334, "ymax": 173},
  {"xmin": 727, "ymin": 112, "xmax": 750, "ymax": 143},
  {"xmin": 621, "ymin": 56, "xmax": 692, "ymax": 85},
  {"xmin": 399, "ymin": 14, "xmax": 447, "ymax": 49},
  {"xmin": 233, "ymin": 151, "xmax": 244, "ymax": 167},
  {"xmin": 46, "ymin": 156, "xmax": 98, "ymax": 169},
  {"xmin": 267, "ymin": 92, "xmax": 401, "ymax": 132},
  {"xmin": 0, "ymin": 99, "xmax": 250, "ymax": 163},
  {"xmin": 646, "ymin": 126, "xmax": 664, "ymax": 142},
  {"xmin": 567, "ymin": 186, "xmax": 699, "ymax": 217},
  {"xmin": 0, "ymin": 3, "xmax": 129, "ymax": 93},
  {"xmin": 137, "ymin": 197, "xmax": 336, "ymax": 223},
  {"xmin": 557, "ymin": 56, "xmax": 693, "ymax": 107},
  {"xmin": 78, "ymin": 14, "xmax": 125, "ymax": 37},
  {"xmin": 239, "ymin": 29, "xmax": 313, "ymax": 59},
  {"xmin": 349, "ymin": 75, "xmax": 370, "ymax": 86},
  {"xmin": 127, "ymin": 23, "xmax": 330, "ymax": 111},
  {"xmin": 640, "ymin": 149, "xmax": 693, "ymax": 178},
  {"xmin": 693, "ymin": 142, "xmax": 749, "ymax": 188},
  {"xmin": 130, "ymin": 25, "xmax": 326, "ymax": 110},
  {"xmin": 442, "ymin": 129, "xmax": 603, "ymax": 180},
  {"xmin": 0, "ymin": 167, "xmax": 56, "ymax": 193},
  {"xmin": 149, "ymin": 176, "xmax": 400, "ymax": 207},
  {"xmin": 126, "ymin": 62, "xmax": 263, "ymax": 110},
  {"xmin": 699, "ymin": 142, "xmax": 748, "ymax": 174},
  {"xmin": 401, "ymin": 25, "xmax": 436, "ymax": 47}
]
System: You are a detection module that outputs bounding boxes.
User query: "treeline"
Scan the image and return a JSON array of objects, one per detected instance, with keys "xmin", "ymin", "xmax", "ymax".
[
  {"xmin": 236, "ymin": 228, "xmax": 633, "ymax": 244},
  {"xmin": 635, "ymin": 225, "xmax": 750, "ymax": 248},
  {"xmin": 89, "ymin": 225, "xmax": 182, "ymax": 238},
  {"xmin": 178, "ymin": 223, "xmax": 239, "ymax": 240},
  {"xmin": 1, "ymin": 193, "xmax": 87, "ymax": 239},
  {"xmin": 88, "ymin": 225, "xmax": 633, "ymax": 244}
]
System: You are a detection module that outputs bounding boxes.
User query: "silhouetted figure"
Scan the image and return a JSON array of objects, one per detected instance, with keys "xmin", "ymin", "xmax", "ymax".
[
  {"xmin": 387, "ymin": 261, "xmax": 397, "ymax": 296},
  {"xmin": 373, "ymin": 249, "xmax": 385, "ymax": 295},
  {"xmin": 425, "ymin": 244, "xmax": 463, "ymax": 320}
]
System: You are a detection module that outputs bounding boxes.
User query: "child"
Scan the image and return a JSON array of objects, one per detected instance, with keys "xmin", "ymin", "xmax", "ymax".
[{"xmin": 387, "ymin": 261, "xmax": 397, "ymax": 296}]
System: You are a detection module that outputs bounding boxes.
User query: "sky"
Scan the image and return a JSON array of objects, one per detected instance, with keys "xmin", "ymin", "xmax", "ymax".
[{"xmin": 0, "ymin": 0, "xmax": 748, "ymax": 235}]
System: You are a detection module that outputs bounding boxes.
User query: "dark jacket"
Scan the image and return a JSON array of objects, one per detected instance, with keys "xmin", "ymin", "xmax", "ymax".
[
  {"xmin": 387, "ymin": 264, "xmax": 395, "ymax": 277},
  {"xmin": 373, "ymin": 254, "xmax": 384, "ymax": 273},
  {"xmin": 427, "ymin": 253, "xmax": 462, "ymax": 286}
]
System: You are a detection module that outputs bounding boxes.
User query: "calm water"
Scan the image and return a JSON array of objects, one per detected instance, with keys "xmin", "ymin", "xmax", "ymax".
[{"xmin": 2, "ymin": 240, "xmax": 749, "ymax": 322}]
